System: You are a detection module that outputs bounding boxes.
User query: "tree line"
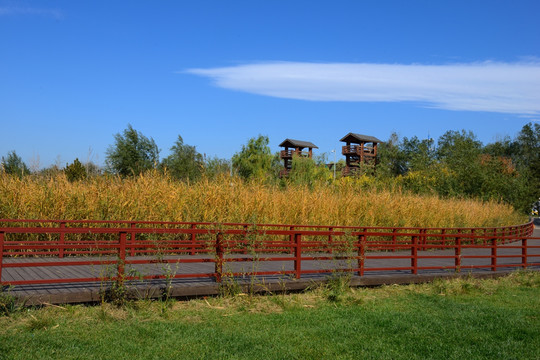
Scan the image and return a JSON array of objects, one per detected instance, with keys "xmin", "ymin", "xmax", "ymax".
[
  {"xmin": 1, "ymin": 123, "xmax": 539, "ymax": 213},
  {"xmin": 376, "ymin": 125, "xmax": 539, "ymax": 213}
]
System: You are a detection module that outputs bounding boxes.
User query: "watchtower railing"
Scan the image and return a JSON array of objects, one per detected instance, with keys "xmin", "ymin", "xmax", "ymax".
[
  {"xmin": 280, "ymin": 150, "xmax": 311, "ymax": 159},
  {"xmin": 342, "ymin": 145, "xmax": 376, "ymax": 156}
]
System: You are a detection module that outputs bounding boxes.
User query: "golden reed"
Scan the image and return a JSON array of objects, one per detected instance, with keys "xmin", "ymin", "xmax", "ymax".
[{"xmin": 0, "ymin": 171, "xmax": 526, "ymax": 228}]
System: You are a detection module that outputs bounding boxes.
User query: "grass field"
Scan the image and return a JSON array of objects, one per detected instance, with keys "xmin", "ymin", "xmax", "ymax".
[
  {"xmin": 1, "ymin": 271, "xmax": 538, "ymax": 359},
  {"xmin": 0, "ymin": 172, "xmax": 527, "ymax": 228}
]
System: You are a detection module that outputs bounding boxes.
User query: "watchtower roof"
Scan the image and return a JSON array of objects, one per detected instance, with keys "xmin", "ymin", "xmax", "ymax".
[
  {"xmin": 279, "ymin": 139, "xmax": 318, "ymax": 149},
  {"xmin": 340, "ymin": 133, "xmax": 382, "ymax": 144}
]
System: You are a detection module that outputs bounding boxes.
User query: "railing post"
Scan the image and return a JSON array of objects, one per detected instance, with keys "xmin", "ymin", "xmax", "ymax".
[
  {"xmin": 411, "ymin": 235, "xmax": 418, "ymax": 275},
  {"xmin": 58, "ymin": 222, "xmax": 66, "ymax": 258},
  {"xmin": 358, "ymin": 234, "xmax": 365, "ymax": 276},
  {"xmin": 243, "ymin": 225, "xmax": 249, "ymax": 254},
  {"xmin": 130, "ymin": 222, "xmax": 136, "ymax": 256},
  {"xmin": 522, "ymin": 238, "xmax": 528, "ymax": 269},
  {"xmin": 0, "ymin": 231, "xmax": 4, "ymax": 286},
  {"xmin": 441, "ymin": 229, "xmax": 446, "ymax": 249},
  {"xmin": 215, "ymin": 232, "xmax": 224, "ymax": 282},
  {"xmin": 190, "ymin": 224, "xmax": 197, "ymax": 255},
  {"xmin": 118, "ymin": 231, "xmax": 127, "ymax": 282},
  {"xmin": 294, "ymin": 233, "xmax": 302, "ymax": 279},
  {"xmin": 328, "ymin": 227, "xmax": 333, "ymax": 254},
  {"xmin": 289, "ymin": 226, "xmax": 295, "ymax": 254},
  {"xmin": 392, "ymin": 228, "xmax": 397, "ymax": 252},
  {"xmin": 491, "ymin": 238, "xmax": 497, "ymax": 271},
  {"xmin": 455, "ymin": 230, "xmax": 462, "ymax": 273}
]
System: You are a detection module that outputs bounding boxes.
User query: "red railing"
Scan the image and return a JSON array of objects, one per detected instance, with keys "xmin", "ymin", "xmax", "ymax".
[{"xmin": 0, "ymin": 219, "xmax": 537, "ymax": 286}]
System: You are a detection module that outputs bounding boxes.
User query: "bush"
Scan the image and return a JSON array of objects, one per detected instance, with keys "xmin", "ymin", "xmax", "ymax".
[
  {"xmin": 287, "ymin": 156, "xmax": 331, "ymax": 187},
  {"xmin": 64, "ymin": 158, "xmax": 87, "ymax": 182}
]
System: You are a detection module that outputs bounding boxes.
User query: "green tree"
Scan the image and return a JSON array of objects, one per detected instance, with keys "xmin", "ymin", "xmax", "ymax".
[
  {"xmin": 437, "ymin": 130, "xmax": 482, "ymax": 165},
  {"xmin": 435, "ymin": 130, "xmax": 483, "ymax": 196},
  {"xmin": 203, "ymin": 156, "xmax": 231, "ymax": 179},
  {"xmin": 105, "ymin": 124, "xmax": 160, "ymax": 176},
  {"xmin": 480, "ymin": 135, "xmax": 531, "ymax": 211},
  {"xmin": 483, "ymin": 136, "xmax": 518, "ymax": 158},
  {"xmin": 1, "ymin": 151, "xmax": 30, "ymax": 177},
  {"xmin": 232, "ymin": 135, "xmax": 274, "ymax": 180},
  {"xmin": 514, "ymin": 122, "xmax": 540, "ymax": 211},
  {"xmin": 515, "ymin": 122, "xmax": 540, "ymax": 181},
  {"xmin": 161, "ymin": 135, "xmax": 203, "ymax": 181},
  {"xmin": 64, "ymin": 158, "xmax": 87, "ymax": 182},
  {"xmin": 477, "ymin": 154, "xmax": 526, "ymax": 205},
  {"xmin": 376, "ymin": 132, "xmax": 407, "ymax": 177},
  {"xmin": 402, "ymin": 136, "xmax": 435, "ymax": 172}
]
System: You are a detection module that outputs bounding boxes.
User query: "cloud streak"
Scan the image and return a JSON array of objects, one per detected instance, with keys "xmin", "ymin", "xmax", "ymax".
[{"xmin": 187, "ymin": 61, "xmax": 540, "ymax": 115}]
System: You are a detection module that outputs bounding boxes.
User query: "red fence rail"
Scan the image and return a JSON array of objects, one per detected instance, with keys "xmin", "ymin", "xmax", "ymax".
[{"xmin": 0, "ymin": 219, "xmax": 537, "ymax": 287}]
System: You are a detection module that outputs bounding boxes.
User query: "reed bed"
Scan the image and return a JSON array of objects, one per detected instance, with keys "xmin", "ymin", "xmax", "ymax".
[{"xmin": 0, "ymin": 172, "xmax": 527, "ymax": 228}]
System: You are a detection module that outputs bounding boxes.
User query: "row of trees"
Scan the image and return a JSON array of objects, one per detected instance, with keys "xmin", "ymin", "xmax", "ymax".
[
  {"xmin": 1, "ymin": 125, "xmax": 214, "ymax": 182},
  {"xmin": 376, "ymin": 124, "xmax": 539, "ymax": 213},
  {"xmin": 104, "ymin": 124, "xmax": 205, "ymax": 180},
  {"xmin": 2, "ymin": 123, "xmax": 539, "ymax": 213}
]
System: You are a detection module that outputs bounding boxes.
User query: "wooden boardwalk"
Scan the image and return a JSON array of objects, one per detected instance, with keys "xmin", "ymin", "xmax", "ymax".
[{"xmin": 3, "ymin": 227, "xmax": 539, "ymax": 305}]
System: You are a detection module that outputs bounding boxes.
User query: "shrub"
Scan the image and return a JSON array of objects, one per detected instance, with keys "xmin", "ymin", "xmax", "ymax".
[{"xmin": 64, "ymin": 158, "xmax": 87, "ymax": 182}]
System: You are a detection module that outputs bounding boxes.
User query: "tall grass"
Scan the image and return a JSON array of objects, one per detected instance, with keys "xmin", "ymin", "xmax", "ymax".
[{"xmin": 0, "ymin": 171, "xmax": 527, "ymax": 228}]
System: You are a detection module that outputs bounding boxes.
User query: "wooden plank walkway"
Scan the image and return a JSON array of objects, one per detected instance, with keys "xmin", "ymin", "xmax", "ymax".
[{"xmin": 3, "ymin": 231, "xmax": 539, "ymax": 305}]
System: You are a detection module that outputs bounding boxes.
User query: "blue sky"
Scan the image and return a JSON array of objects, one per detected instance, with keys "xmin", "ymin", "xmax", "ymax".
[{"xmin": 1, "ymin": 1, "xmax": 539, "ymax": 168}]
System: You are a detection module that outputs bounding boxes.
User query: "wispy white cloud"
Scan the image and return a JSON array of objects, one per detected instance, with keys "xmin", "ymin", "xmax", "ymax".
[
  {"xmin": 0, "ymin": 6, "xmax": 63, "ymax": 19},
  {"xmin": 187, "ymin": 61, "xmax": 540, "ymax": 115}
]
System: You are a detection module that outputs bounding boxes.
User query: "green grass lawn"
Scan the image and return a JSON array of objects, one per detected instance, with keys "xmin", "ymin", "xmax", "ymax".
[{"xmin": 1, "ymin": 271, "xmax": 539, "ymax": 359}]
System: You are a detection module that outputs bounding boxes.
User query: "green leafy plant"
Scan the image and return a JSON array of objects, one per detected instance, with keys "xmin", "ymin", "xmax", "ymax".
[
  {"xmin": 219, "ymin": 272, "xmax": 243, "ymax": 298},
  {"xmin": 26, "ymin": 315, "xmax": 56, "ymax": 331},
  {"xmin": 322, "ymin": 272, "xmax": 352, "ymax": 303},
  {"xmin": 0, "ymin": 287, "xmax": 22, "ymax": 316}
]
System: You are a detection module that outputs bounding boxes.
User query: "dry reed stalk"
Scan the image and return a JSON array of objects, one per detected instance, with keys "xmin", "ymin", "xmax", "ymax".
[{"xmin": 0, "ymin": 172, "xmax": 526, "ymax": 228}]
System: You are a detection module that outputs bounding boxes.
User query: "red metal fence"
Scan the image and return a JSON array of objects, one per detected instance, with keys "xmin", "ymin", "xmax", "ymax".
[{"xmin": 0, "ymin": 219, "xmax": 538, "ymax": 286}]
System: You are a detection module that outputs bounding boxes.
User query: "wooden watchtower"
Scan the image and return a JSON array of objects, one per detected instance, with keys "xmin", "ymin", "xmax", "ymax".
[
  {"xmin": 340, "ymin": 133, "xmax": 381, "ymax": 176},
  {"xmin": 279, "ymin": 139, "xmax": 318, "ymax": 177}
]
